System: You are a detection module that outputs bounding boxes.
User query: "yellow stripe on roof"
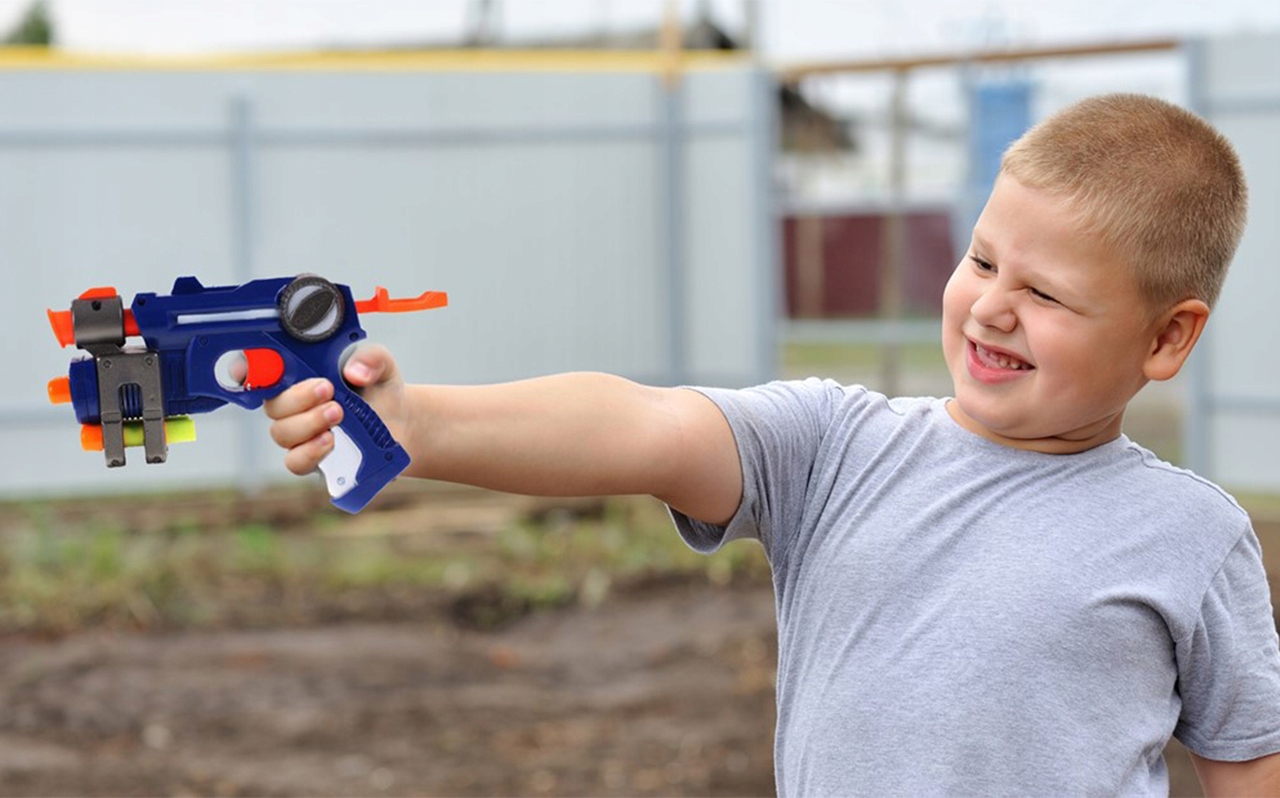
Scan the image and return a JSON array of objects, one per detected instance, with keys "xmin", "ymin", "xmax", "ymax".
[{"xmin": 0, "ymin": 46, "xmax": 753, "ymax": 73}]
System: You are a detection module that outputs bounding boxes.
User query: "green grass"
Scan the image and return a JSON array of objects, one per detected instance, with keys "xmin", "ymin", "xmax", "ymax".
[{"xmin": 0, "ymin": 488, "xmax": 771, "ymax": 635}]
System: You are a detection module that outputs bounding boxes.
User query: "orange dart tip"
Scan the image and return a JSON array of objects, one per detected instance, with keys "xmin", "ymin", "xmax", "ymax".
[{"xmin": 47, "ymin": 376, "xmax": 72, "ymax": 404}]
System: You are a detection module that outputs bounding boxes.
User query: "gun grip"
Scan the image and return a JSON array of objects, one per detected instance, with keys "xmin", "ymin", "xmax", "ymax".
[{"xmin": 317, "ymin": 385, "xmax": 410, "ymax": 513}]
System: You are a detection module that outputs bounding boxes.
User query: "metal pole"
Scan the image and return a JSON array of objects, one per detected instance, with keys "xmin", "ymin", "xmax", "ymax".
[
  {"xmin": 1182, "ymin": 39, "xmax": 1211, "ymax": 476},
  {"xmin": 658, "ymin": 0, "xmax": 687, "ymax": 385},
  {"xmin": 878, "ymin": 69, "xmax": 908, "ymax": 396},
  {"xmin": 230, "ymin": 94, "xmax": 263, "ymax": 495},
  {"xmin": 749, "ymin": 65, "xmax": 780, "ymax": 384},
  {"xmin": 796, "ymin": 214, "xmax": 825, "ymax": 318}
]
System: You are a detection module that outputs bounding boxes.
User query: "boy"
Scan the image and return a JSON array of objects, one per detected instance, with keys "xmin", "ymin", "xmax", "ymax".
[{"xmin": 264, "ymin": 94, "xmax": 1280, "ymax": 795}]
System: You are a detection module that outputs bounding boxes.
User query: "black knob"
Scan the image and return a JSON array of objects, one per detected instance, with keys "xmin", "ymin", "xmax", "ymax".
[{"xmin": 278, "ymin": 275, "xmax": 345, "ymax": 342}]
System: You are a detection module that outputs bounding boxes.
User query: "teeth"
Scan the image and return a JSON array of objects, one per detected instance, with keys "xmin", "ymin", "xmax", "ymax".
[{"xmin": 976, "ymin": 343, "xmax": 1031, "ymax": 370}]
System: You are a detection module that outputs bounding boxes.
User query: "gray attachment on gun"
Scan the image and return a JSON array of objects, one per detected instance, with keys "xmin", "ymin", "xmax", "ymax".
[{"xmin": 71, "ymin": 295, "xmax": 167, "ymax": 467}]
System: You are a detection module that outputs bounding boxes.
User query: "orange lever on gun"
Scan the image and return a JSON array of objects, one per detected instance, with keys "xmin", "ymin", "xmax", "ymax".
[{"xmin": 355, "ymin": 287, "xmax": 448, "ymax": 314}]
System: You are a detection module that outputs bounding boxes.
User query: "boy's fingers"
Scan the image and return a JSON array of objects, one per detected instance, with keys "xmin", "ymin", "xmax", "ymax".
[
  {"xmin": 282, "ymin": 430, "xmax": 335, "ymax": 476},
  {"xmin": 343, "ymin": 344, "xmax": 397, "ymax": 387},
  {"xmin": 264, "ymin": 378, "xmax": 333, "ymax": 420},
  {"xmin": 269, "ymin": 401, "xmax": 342, "ymax": 449}
]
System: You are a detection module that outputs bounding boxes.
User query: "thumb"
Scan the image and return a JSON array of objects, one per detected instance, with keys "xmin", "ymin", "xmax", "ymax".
[{"xmin": 342, "ymin": 343, "xmax": 397, "ymax": 388}]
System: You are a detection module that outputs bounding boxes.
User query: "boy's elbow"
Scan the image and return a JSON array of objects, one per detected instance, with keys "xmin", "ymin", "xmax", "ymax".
[{"xmin": 648, "ymin": 387, "xmax": 742, "ymax": 526}]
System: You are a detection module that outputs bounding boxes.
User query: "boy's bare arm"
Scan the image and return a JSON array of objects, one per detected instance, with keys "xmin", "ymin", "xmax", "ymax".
[
  {"xmin": 263, "ymin": 348, "xmax": 743, "ymax": 525},
  {"xmin": 1190, "ymin": 750, "xmax": 1280, "ymax": 797}
]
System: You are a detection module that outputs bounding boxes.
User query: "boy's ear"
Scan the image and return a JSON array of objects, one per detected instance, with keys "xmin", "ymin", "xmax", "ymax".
[{"xmin": 1143, "ymin": 299, "xmax": 1210, "ymax": 382}]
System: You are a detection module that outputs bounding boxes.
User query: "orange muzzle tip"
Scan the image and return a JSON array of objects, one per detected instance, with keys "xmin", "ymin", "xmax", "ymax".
[
  {"xmin": 47, "ymin": 376, "xmax": 72, "ymax": 405},
  {"xmin": 47, "ymin": 309, "xmax": 75, "ymax": 348}
]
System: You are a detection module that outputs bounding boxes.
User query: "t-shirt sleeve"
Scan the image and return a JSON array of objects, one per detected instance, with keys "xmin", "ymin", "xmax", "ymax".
[
  {"xmin": 1173, "ymin": 526, "xmax": 1280, "ymax": 761},
  {"xmin": 669, "ymin": 378, "xmax": 844, "ymax": 563}
]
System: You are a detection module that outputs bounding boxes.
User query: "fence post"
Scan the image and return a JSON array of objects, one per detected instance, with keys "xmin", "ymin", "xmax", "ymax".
[
  {"xmin": 229, "ymin": 94, "xmax": 265, "ymax": 496},
  {"xmin": 658, "ymin": 2, "xmax": 687, "ymax": 386},
  {"xmin": 878, "ymin": 68, "xmax": 909, "ymax": 397}
]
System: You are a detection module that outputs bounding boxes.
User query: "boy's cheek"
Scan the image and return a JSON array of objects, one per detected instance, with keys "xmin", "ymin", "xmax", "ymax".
[{"xmin": 940, "ymin": 276, "xmax": 971, "ymax": 329}]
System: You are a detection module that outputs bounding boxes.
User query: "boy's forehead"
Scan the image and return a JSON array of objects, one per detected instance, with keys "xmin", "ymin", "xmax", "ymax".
[
  {"xmin": 979, "ymin": 176, "xmax": 1108, "ymax": 256},
  {"xmin": 975, "ymin": 176, "xmax": 1150, "ymax": 305}
]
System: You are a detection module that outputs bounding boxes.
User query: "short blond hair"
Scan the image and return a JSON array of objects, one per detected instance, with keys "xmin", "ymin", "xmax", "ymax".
[{"xmin": 1001, "ymin": 93, "xmax": 1247, "ymax": 310}]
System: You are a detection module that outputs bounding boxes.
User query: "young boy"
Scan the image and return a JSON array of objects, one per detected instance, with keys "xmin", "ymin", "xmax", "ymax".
[{"xmin": 264, "ymin": 94, "xmax": 1280, "ymax": 795}]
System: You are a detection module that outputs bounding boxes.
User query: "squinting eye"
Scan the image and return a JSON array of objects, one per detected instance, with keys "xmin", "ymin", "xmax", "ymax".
[
  {"xmin": 969, "ymin": 255, "xmax": 995, "ymax": 272},
  {"xmin": 1031, "ymin": 288, "xmax": 1060, "ymax": 304}
]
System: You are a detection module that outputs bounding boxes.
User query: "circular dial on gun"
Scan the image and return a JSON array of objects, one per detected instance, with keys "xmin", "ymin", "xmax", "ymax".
[{"xmin": 278, "ymin": 275, "xmax": 345, "ymax": 342}]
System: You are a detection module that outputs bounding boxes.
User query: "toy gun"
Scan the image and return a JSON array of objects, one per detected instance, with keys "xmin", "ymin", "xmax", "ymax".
[{"xmin": 46, "ymin": 274, "xmax": 447, "ymax": 513}]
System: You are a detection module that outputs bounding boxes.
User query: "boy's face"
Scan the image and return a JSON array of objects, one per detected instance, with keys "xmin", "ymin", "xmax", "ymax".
[{"xmin": 941, "ymin": 174, "xmax": 1162, "ymax": 454}]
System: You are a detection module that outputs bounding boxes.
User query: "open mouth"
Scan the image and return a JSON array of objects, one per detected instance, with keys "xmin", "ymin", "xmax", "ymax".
[{"xmin": 971, "ymin": 340, "xmax": 1033, "ymax": 371}]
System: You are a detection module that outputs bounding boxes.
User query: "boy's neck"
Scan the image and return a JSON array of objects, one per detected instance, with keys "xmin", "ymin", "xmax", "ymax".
[{"xmin": 944, "ymin": 399, "xmax": 1127, "ymax": 455}]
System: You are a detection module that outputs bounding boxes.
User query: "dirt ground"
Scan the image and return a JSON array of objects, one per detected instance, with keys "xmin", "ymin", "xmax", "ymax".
[
  {"xmin": 1, "ymin": 505, "xmax": 1275, "ymax": 797},
  {"xmin": 0, "ymin": 579, "xmax": 778, "ymax": 797}
]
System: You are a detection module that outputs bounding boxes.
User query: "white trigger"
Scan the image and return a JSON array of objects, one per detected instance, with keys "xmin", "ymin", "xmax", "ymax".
[{"xmin": 318, "ymin": 426, "xmax": 362, "ymax": 499}]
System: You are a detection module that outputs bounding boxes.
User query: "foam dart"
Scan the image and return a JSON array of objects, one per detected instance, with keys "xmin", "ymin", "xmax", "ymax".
[
  {"xmin": 80, "ymin": 417, "xmax": 197, "ymax": 452},
  {"xmin": 354, "ymin": 287, "xmax": 448, "ymax": 314}
]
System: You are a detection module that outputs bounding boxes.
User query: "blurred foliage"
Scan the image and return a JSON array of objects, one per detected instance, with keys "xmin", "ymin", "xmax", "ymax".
[
  {"xmin": 0, "ymin": 488, "xmax": 770, "ymax": 636},
  {"xmin": 3, "ymin": 0, "xmax": 54, "ymax": 45},
  {"xmin": 782, "ymin": 341, "xmax": 947, "ymax": 374}
]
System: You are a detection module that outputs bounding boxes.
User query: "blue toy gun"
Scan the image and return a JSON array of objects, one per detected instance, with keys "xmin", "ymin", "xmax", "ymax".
[{"xmin": 47, "ymin": 274, "xmax": 447, "ymax": 513}]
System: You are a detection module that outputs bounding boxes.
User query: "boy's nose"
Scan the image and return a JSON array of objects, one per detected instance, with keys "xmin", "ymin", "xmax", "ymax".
[{"xmin": 970, "ymin": 287, "xmax": 1017, "ymax": 331}]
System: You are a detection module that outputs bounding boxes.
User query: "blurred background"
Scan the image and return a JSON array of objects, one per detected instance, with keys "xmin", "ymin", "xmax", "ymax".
[{"xmin": 0, "ymin": 1, "xmax": 1278, "ymax": 796}]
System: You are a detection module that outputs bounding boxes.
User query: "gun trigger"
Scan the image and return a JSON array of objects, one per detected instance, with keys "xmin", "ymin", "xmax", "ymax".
[
  {"xmin": 354, "ymin": 288, "xmax": 448, "ymax": 314},
  {"xmin": 243, "ymin": 349, "xmax": 286, "ymax": 390}
]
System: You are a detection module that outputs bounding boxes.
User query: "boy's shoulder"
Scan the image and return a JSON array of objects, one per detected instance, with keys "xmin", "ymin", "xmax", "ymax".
[
  {"xmin": 1115, "ymin": 439, "xmax": 1244, "ymax": 507},
  {"xmin": 713, "ymin": 378, "xmax": 1247, "ymax": 526},
  {"xmin": 1098, "ymin": 438, "xmax": 1251, "ymax": 535}
]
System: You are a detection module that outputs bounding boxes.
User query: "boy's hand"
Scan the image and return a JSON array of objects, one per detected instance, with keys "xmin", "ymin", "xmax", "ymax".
[{"xmin": 263, "ymin": 345, "xmax": 409, "ymax": 476}]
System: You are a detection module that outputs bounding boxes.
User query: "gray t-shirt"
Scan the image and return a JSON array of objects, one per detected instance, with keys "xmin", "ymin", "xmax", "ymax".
[{"xmin": 671, "ymin": 379, "xmax": 1280, "ymax": 796}]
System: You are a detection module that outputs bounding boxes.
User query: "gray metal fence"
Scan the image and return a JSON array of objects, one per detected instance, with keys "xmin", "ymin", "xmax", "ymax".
[
  {"xmin": 1186, "ymin": 34, "xmax": 1280, "ymax": 490},
  {"xmin": 1, "ymin": 52, "xmax": 778, "ymax": 499}
]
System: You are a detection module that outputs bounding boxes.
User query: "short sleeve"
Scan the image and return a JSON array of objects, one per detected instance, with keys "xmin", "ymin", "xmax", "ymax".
[
  {"xmin": 1173, "ymin": 527, "xmax": 1280, "ymax": 761},
  {"xmin": 668, "ymin": 379, "xmax": 844, "ymax": 563}
]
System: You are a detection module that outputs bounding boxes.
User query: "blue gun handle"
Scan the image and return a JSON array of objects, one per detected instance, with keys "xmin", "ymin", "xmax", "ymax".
[{"xmin": 318, "ymin": 383, "xmax": 411, "ymax": 513}]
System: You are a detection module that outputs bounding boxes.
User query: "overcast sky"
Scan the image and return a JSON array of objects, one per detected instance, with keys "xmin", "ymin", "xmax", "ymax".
[{"xmin": 2, "ymin": 0, "xmax": 1278, "ymax": 63}]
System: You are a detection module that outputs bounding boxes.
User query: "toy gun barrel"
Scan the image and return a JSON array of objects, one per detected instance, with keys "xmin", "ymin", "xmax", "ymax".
[{"xmin": 46, "ymin": 275, "xmax": 447, "ymax": 513}]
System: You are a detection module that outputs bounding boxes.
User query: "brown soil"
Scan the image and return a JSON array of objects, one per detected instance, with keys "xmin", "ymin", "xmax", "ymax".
[
  {"xmin": 0, "ymin": 581, "xmax": 778, "ymax": 797},
  {"xmin": 2, "ymin": 508, "xmax": 1275, "ymax": 797}
]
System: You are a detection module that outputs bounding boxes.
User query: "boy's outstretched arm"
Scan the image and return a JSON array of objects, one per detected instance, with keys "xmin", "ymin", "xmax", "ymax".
[{"xmin": 263, "ymin": 346, "xmax": 743, "ymax": 525}]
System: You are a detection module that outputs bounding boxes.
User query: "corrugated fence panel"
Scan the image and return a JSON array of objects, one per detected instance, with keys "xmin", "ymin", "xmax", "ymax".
[
  {"xmin": 0, "ymin": 58, "xmax": 776, "ymax": 500},
  {"xmin": 1192, "ymin": 34, "xmax": 1280, "ymax": 490}
]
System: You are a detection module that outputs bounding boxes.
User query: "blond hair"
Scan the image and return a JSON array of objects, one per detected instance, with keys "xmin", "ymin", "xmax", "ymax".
[{"xmin": 1001, "ymin": 93, "xmax": 1247, "ymax": 310}]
